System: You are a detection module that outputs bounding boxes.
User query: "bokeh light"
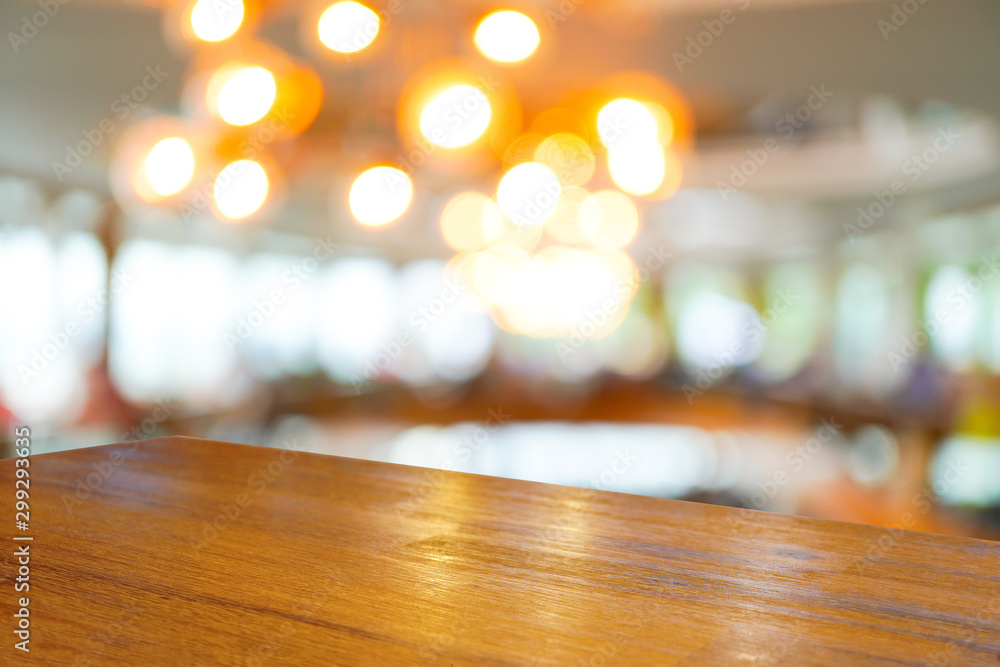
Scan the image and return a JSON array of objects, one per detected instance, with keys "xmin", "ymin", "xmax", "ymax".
[
  {"xmin": 349, "ymin": 167, "xmax": 413, "ymax": 227},
  {"xmin": 397, "ymin": 61, "xmax": 522, "ymax": 166},
  {"xmin": 597, "ymin": 97, "xmax": 677, "ymax": 196},
  {"xmin": 189, "ymin": 0, "xmax": 244, "ymax": 42},
  {"xmin": 490, "ymin": 205, "xmax": 544, "ymax": 250},
  {"xmin": 503, "ymin": 133, "xmax": 545, "ymax": 168},
  {"xmin": 213, "ymin": 159, "xmax": 269, "ymax": 220},
  {"xmin": 579, "ymin": 190, "xmax": 640, "ymax": 247},
  {"xmin": 474, "ymin": 245, "xmax": 635, "ymax": 338},
  {"xmin": 420, "ymin": 84, "xmax": 492, "ymax": 148},
  {"xmin": 471, "ymin": 243, "xmax": 531, "ymax": 307},
  {"xmin": 676, "ymin": 293, "xmax": 764, "ymax": 370},
  {"xmin": 497, "ymin": 162, "xmax": 561, "ymax": 226},
  {"xmin": 145, "ymin": 137, "xmax": 195, "ymax": 197},
  {"xmin": 598, "ymin": 98, "xmax": 659, "ymax": 149},
  {"xmin": 210, "ymin": 64, "xmax": 277, "ymax": 126},
  {"xmin": 534, "ymin": 133, "xmax": 595, "ymax": 186},
  {"xmin": 439, "ymin": 192, "xmax": 503, "ymax": 252},
  {"xmin": 109, "ymin": 115, "xmax": 198, "ymax": 205},
  {"xmin": 318, "ymin": 1, "xmax": 379, "ymax": 53},
  {"xmin": 608, "ymin": 143, "xmax": 666, "ymax": 196},
  {"xmin": 474, "ymin": 11, "xmax": 540, "ymax": 64},
  {"xmin": 589, "ymin": 70, "xmax": 694, "ymax": 150},
  {"xmin": 544, "ymin": 186, "xmax": 592, "ymax": 244}
]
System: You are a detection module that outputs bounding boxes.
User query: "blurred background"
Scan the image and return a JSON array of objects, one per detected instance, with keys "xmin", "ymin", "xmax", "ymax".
[{"xmin": 2, "ymin": 0, "xmax": 1000, "ymax": 540}]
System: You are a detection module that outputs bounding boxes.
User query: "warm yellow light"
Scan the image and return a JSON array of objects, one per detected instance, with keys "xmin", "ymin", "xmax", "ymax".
[
  {"xmin": 597, "ymin": 98, "xmax": 659, "ymax": 149},
  {"xmin": 534, "ymin": 133, "xmax": 595, "ymax": 186},
  {"xmin": 496, "ymin": 254, "xmax": 553, "ymax": 334},
  {"xmin": 491, "ymin": 205, "xmax": 544, "ymax": 250},
  {"xmin": 440, "ymin": 192, "xmax": 503, "ymax": 252},
  {"xmin": 144, "ymin": 137, "xmax": 194, "ymax": 197},
  {"xmin": 547, "ymin": 247, "xmax": 630, "ymax": 337},
  {"xmin": 211, "ymin": 65, "xmax": 276, "ymax": 126},
  {"xmin": 420, "ymin": 85, "xmax": 492, "ymax": 148},
  {"xmin": 474, "ymin": 11, "xmax": 540, "ymax": 64},
  {"xmin": 579, "ymin": 190, "xmax": 640, "ymax": 247},
  {"xmin": 608, "ymin": 144, "xmax": 666, "ymax": 196},
  {"xmin": 349, "ymin": 167, "xmax": 413, "ymax": 227},
  {"xmin": 502, "ymin": 133, "xmax": 544, "ymax": 168},
  {"xmin": 497, "ymin": 162, "xmax": 561, "ymax": 226},
  {"xmin": 595, "ymin": 246, "xmax": 639, "ymax": 298},
  {"xmin": 580, "ymin": 190, "xmax": 639, "ymax": 248},
  {"xmin": 479, "ymin": 245, "xmax": 635, "ymax": 338},
  {"xmin": 214, "ymin": 160, "xmax": 269, "ymax": 220},
  {"xmin": 445, "ymin": 252, "xmax": 491, "ymax": 312},
  {"xmin": 544, "ymin": 186, "xmax": 591, "ymax": 244},
  {"xmin": 190, "ymin": 0, "xmax": 244, "ymax": 42},
  {"xmin": 318, "ymin": 1, "xmax": 379, "ymax": 53},
  {"xmin": 472, "ymin": 243, "xmax": 530, "ymax": 307}
]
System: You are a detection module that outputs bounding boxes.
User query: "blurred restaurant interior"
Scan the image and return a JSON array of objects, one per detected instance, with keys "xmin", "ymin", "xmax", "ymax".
[{"xmin": 2, "ymin": 0, "xmax": 1000, "ymax": 541}]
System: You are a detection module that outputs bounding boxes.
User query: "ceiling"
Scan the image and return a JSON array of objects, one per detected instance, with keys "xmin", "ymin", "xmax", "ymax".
[{"xmin": 2, "ymin": 0, "xmax": 999, "ymax": 257}]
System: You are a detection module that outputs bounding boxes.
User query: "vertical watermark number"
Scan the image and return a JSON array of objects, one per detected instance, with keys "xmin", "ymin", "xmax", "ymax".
[{"xmin": 13, "ymin": 426, "xmax": 32, "ymax": 653}]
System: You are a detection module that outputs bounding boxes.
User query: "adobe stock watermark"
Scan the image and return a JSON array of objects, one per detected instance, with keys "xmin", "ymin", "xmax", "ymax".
[
  {"xmin": 888, "ymin": 251, "xmax": 999, "ymax": 372},
  {"xmin": 71, "ymin": 600, "xmax": 145, "ymax": 667},
  {"xmin": 596, "ymin": 102, "xmax": 651, "ymax": 155},
  {"xmin": 926, "ymin": 588, "xmax": 1000, "ymax": 666},
  {"xmin": 536, "ymin": 447, "xmax": 676, "ymax": 667},
  {"xmin": 349, "ymin": 275, "xmax": 466, "ymax": 393},
  {"xmin": 8, "ymin": 0, "xmax": 71, "ymax": 54},
  {"xmin": 394, "ymin": 408, "xmax": 511, "ymax": 520},
  {"xmin": 877, "ymin": 0, "xmax": 929, "ymax": 41},
  {"xmin": 535, "ymin": 448, "xmax": 638, "ymax": 550},
  {"xmin": 743, "ymin": 418, "xmax": 842, "ymax": 511},
  {"xmin": 191, "ymin": 438, "xmax": 301, "ymax": 551},
  {"xmin": 51, "ymin": 65, "xmax": 170, "ymax": 182},
  {"xmin": 198, "ymin": 0, "xmax": 241, "ymax": 26},
  {"xmin": 838, "ymin": 455, "xmax": 990, "ymax": 666},
  {"xmin": 224, "ymin": 234, "xmax": 340, "ymax": 350},
  {"xmin": 244, "ymin": 566, "xmax": 341, "ymax": 666},
  {"xmin": 681, "ymin": 288, "xmax": 798, "ymax": 404},
  {"xmin": 574, "ymin": 604, "xmax": 798, "ymax": 667},
  {"xmin": 333, "ymin": 0, "xmax": 403, "ymax": 59},
  {"xmin": 19, "ymin": 268, "xmax": 135, "ymax": 385},
  {"xmin": 842, "ymin": 457, "xmax": 969, "ymax": 573},
  {"xmin": 673, "ymin": 0, "xmax": 751, "ymax": 73},
  {"xmin": 569, "ymin": 598, "xmax": 663, "ymax": 667},
  {"xmin": 545, "ymin": 0, "xmax": 587, "ymax": 29},
  {"xmin": 844, "ymin": 126, "xmax": 960, "ymax": 242},
  {"xmin": 396, "ymin": 73, "xmax": 501, "ymax": 177},
  {"xmin": 504, "ymin": 175, "xmax": 562, "ymax": 227},
  {"xmin": 556, "ymin": 245, "xmax": 672, "ymax": 361},
  {"xmin": 717, "ymin": 84, "xmax": 834, "ymax": 200},
  {"xmin": 724, "ymin": 418, "xmax": 843, "ymax": 535},
  {"xmin": 60, "ymin": 399, "xmax": 179, "ymax": 513}
]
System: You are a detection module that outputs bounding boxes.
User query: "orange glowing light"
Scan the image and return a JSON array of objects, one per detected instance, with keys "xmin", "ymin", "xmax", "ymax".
[
  {"xmin": 145, "ymin": 137, "xmax": 195, "ymax": 197},
  {"xmin": 318, "ymin": 1, "xmax": 380, "ymax": 53},
  {"xmin": 190, "ymin": 0, "xmax": 244, "ymax": 42},
  {"xmin": 474, "ymin": 11, "xmax": 540, "ymax": 64},
  {"xmin": 213, "ymin": 159, "xmax": 269, "ymax": 220},
  {"xmin": 349, "ymin": 167, "xmax": 413, "ymax": 227},
  {"xmin": 440, "ymin": 192, "xmax": 502, "ymax": 252},
  {"xmin": 208, "ymin": 63, "xmax": 277, "ymax": 126},
  {"xmin": 534, "ymin": 133, "xmax": 595, "ymax": 186}
]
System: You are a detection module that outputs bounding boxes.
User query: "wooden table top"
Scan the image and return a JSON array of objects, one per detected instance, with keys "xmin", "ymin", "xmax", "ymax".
[{"xmin": 2, "ymin": 436, "xmax": 998, "ymax": 665}]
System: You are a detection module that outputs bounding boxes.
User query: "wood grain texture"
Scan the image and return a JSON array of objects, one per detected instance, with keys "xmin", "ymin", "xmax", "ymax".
[{"xmin": 1, "ymin": 436, "xmax": 998, "ymax": 666}]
